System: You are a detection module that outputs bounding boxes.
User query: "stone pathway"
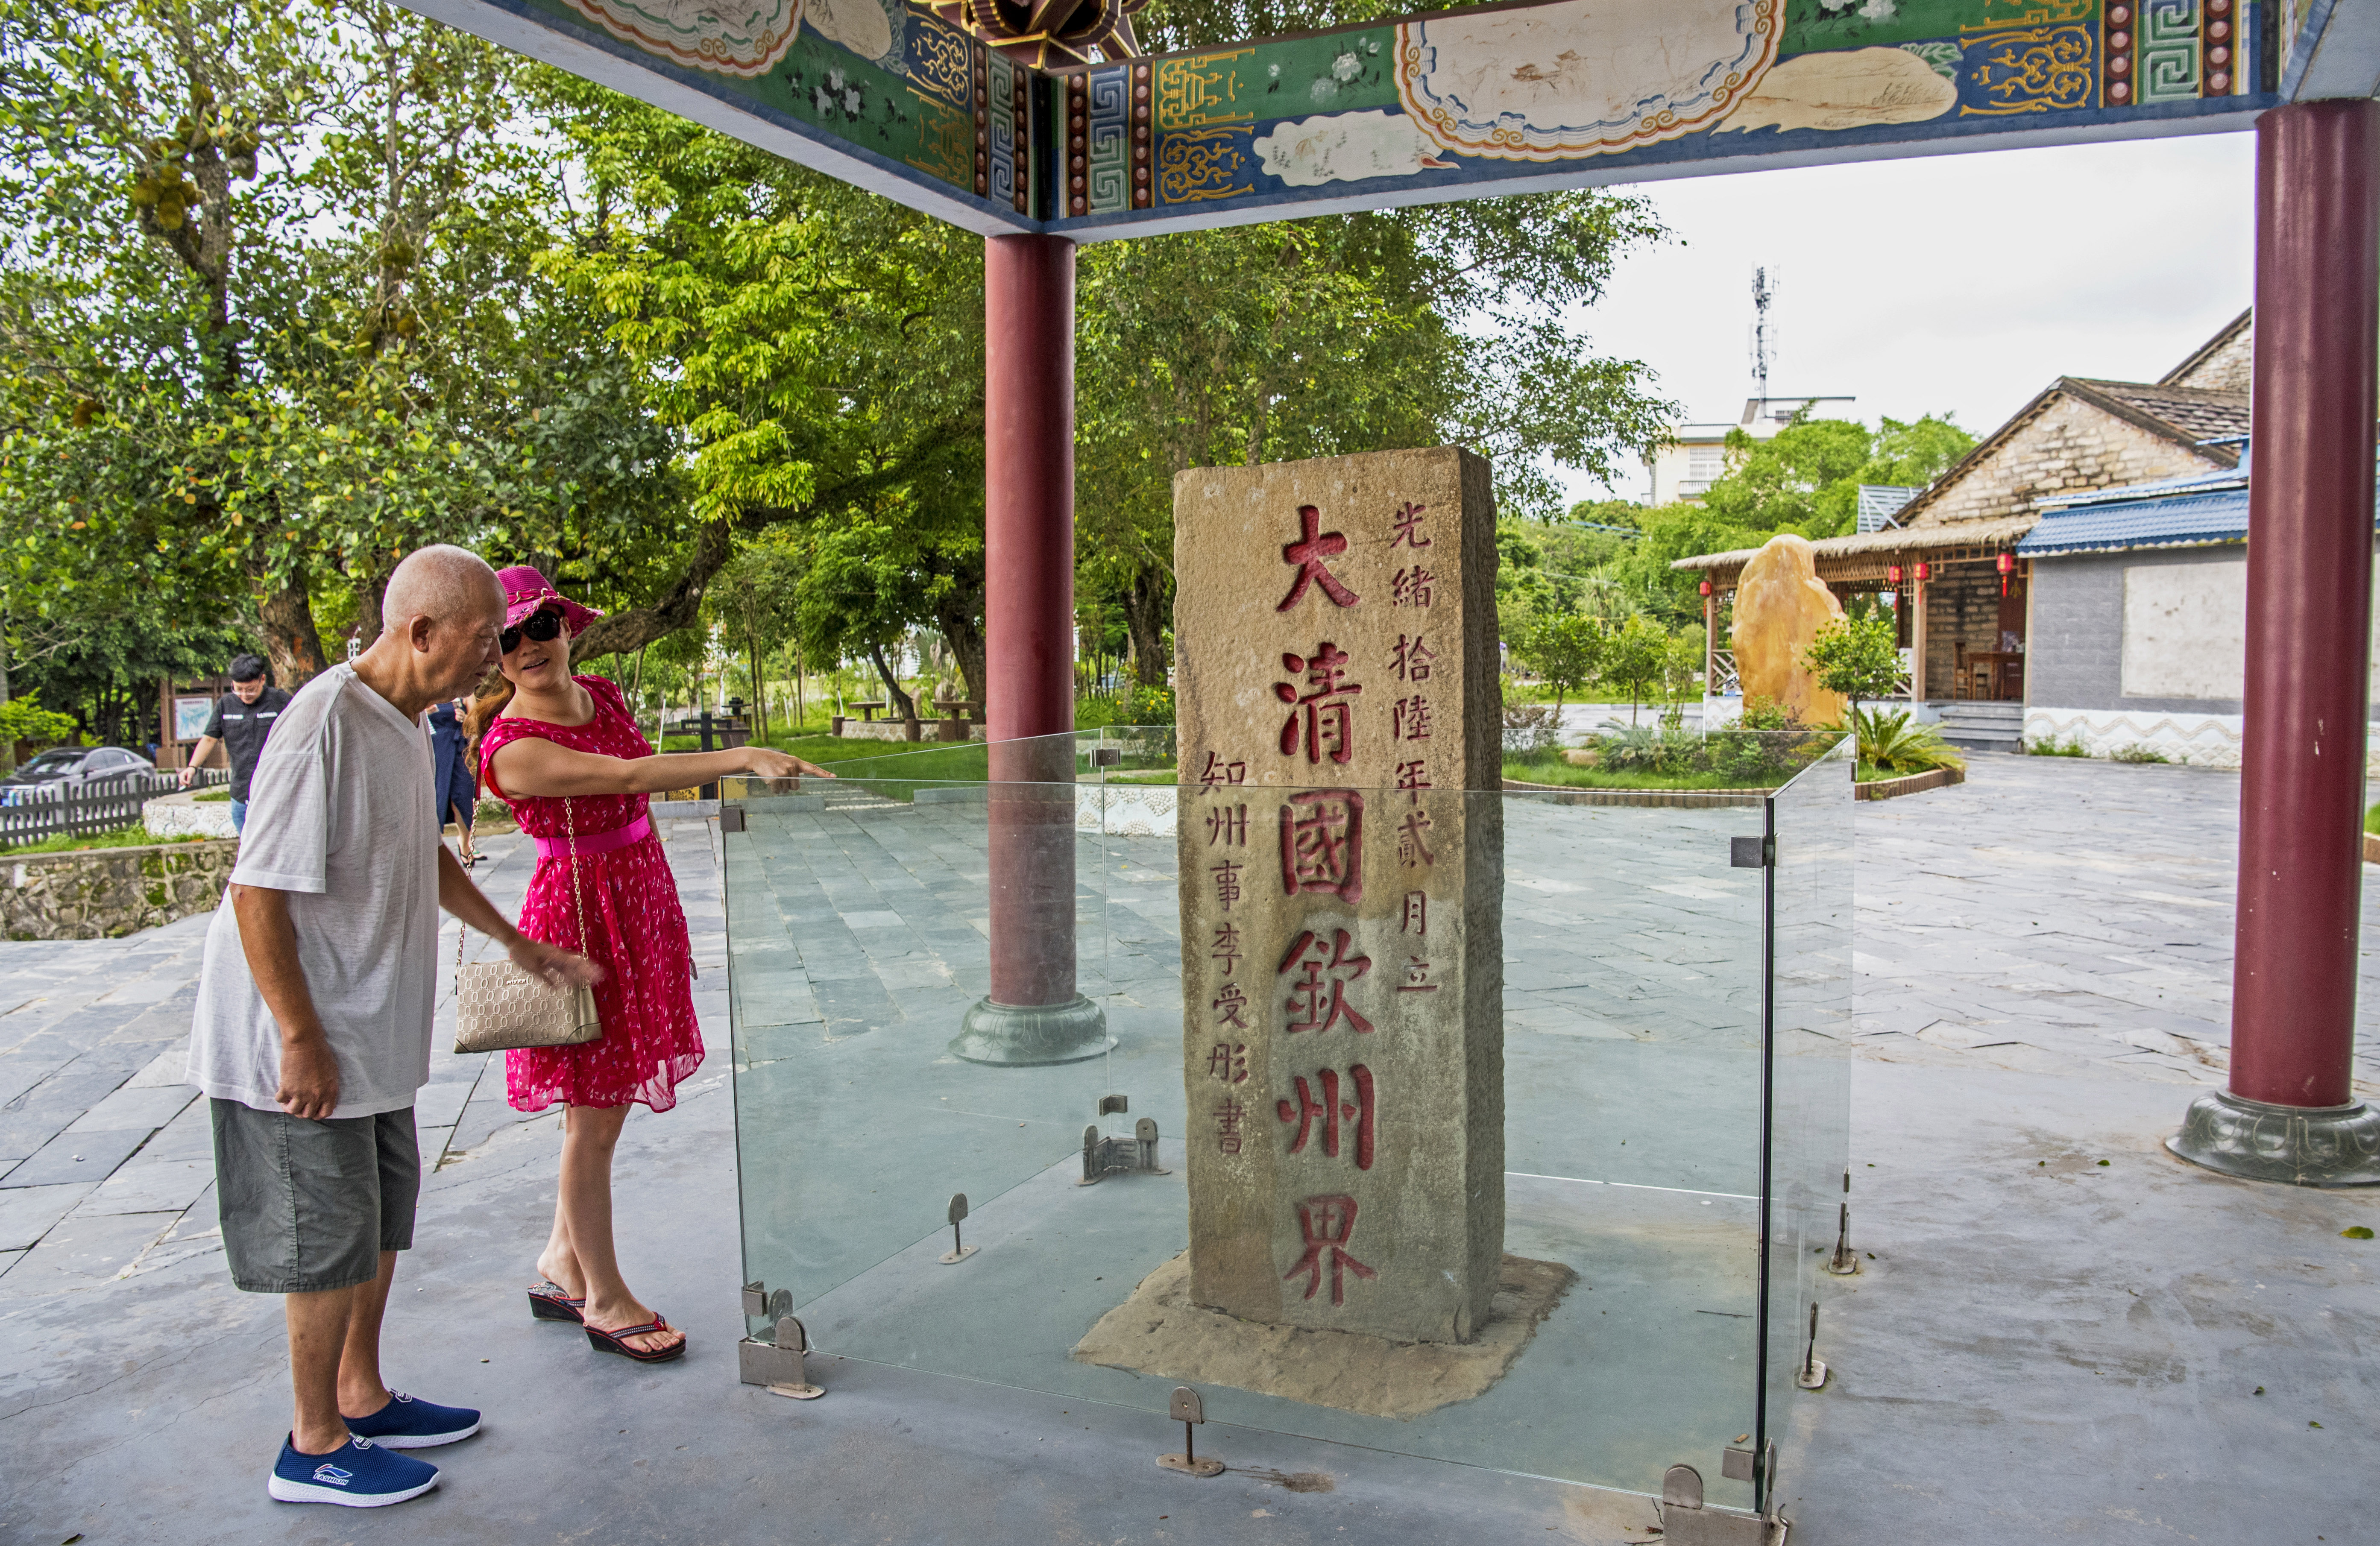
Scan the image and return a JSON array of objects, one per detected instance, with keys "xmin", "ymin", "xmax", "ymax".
[
  {"xmin": 0, "ymin": 816, "xmax": 724, "ymax": 1287},
  {"xmin": 1849, "ymin": 752, "xmax": 2380, "ymax": 1097}
]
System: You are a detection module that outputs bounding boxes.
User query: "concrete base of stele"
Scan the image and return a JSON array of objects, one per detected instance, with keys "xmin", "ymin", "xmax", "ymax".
[
  {"xmin": 949, "ymin": 993, "xmax": 1114, "ymax": 1065},
  {"xmin": 2167, "ymin": 1088, "xmax": 2380, "ymax": 1186}
]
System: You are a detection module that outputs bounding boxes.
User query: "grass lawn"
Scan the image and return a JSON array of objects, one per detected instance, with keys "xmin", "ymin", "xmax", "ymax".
[
  {"xmin": 0, "ymin": 823, "xmax": 214, "ymax": 856},
  {"xmin": 1500, "ymin": 760, "xmax": 1794, "ymax": 792},
  {"xmin": 194, "ymin": 788, "xmax": 231, "ymax": 802}
]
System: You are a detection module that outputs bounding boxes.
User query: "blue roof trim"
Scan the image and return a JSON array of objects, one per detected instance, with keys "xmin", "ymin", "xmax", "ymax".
[
  {"xmin": 2019, "ymin": 489, "xmax": 2250, "ymax": 555},
  {"xmin": 2035, "ymin": 467, "xmax": 2248, "ymax": 511}
]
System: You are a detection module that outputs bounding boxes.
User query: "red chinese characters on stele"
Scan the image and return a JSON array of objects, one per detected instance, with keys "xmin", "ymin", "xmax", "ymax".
[
  {"xmin": 1273, "ymin": 644, "xmax": 1361, "ymax": 764},
  {"xmin": 1276, "ymin": 1064, "xmax": 1376, "ymax": 1169},
  {"xmin": 1282, "ymin": 1193, "xmax": 1377, "ymax": 1306},
  {"xmin": 1279, "ymin": 789, "xmax": 1363, "ymax": 904}
]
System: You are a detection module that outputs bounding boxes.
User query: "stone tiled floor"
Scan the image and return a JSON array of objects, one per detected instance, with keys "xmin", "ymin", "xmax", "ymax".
[
  {"xmin": 0, "ymin": 815, "xmax": 725, "ymax": 1282},
  {"xmin": 1848, "ymin": 753, "xmax": 2380, "ymax": 1095}
]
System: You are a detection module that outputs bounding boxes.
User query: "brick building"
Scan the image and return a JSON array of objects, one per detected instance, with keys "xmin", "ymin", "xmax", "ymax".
[{"xmin": 1672, "ymin": 312, "xmax": 2253, "ymax": 751}]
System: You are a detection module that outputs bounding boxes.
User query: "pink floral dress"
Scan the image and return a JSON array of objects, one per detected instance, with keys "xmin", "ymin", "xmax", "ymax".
[{"xmin": 479, "ymin": 675, "xmax": 703, "ymax": 1113}]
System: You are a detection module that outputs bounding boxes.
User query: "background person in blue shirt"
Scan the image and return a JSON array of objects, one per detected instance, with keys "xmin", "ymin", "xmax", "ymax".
[
  {"xmin": 181, "ymin": 654, "xmax": 291, "ymax": 832},
  {"xmin": 426, "ymin": 698, "xmax": 478, "ymax": 867}
]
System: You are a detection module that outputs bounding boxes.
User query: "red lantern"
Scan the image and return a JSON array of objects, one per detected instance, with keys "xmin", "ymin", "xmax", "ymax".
[
  {"xmin": 1699, "ymin": 579, "xmax": 1713, "ymax": 597},
  {"xmin": 1887, "ymin": 563, "xmax": 1902, "ymax": 585},
  {"xmin": 1915, "ymin": 562, "xmax": 1931, "ymax": 582},
  {"xmin": 1998, "ymin": 551, "xmax": 2016, "ymax": 595}
]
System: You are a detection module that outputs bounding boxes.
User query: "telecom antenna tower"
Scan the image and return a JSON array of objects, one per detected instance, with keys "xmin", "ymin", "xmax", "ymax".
[{"xmin": 1749, "ymin": 265, "xmax": 1779, "ymax": 407}]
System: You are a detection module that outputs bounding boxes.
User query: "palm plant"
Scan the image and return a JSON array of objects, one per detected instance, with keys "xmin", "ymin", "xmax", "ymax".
[{"xmin": 1851, "ymin": 706, "xmax": 1966, "ymax": 775}]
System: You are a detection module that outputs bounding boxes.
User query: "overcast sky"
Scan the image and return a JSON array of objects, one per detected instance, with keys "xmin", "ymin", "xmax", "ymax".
[{"xmin": 1562, "ymin": 129, "xmax": 2257, "ymax": 504}]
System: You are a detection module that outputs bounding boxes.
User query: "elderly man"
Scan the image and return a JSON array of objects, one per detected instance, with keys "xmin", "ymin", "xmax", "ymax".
[{"xmin": 188, "ymin": 545, "xmax": 598, "ymax": 1508}]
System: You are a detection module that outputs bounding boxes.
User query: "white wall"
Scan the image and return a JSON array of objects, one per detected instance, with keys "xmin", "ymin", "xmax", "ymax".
[{"xmin": 2120, "ymin": 559, "xmax": 2246, "ymax": 700}]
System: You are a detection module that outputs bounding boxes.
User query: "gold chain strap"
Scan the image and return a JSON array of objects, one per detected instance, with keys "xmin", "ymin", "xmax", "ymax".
[{"xmin": 452, "ymin": 750, "xmax": 592, "ymax": 993}]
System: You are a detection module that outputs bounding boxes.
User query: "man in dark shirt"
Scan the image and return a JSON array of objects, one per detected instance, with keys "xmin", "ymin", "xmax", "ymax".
[{"xmin": 180, "ymin": 654, "xmax": 292, "ymax": 832}]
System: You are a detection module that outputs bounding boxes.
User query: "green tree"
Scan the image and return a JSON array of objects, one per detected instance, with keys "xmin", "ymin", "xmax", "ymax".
[
  {"xmin": 1598, "ymin": 615, "xmax": 1671, "ymax": 726},
  {"xmin": 1801, "ymin": 611, "xmax": 1903, "ymax": 717},
  {"xmin": 533, "ymin": 75, "xmax": 987, "ymax": 674},
  {"xmin": 705, "ymin": 530, "xmax": 806, "ymax": 742},
  {"xmin": 1518, "ymin": 612, "xmax": 1604, "ymax": 717}
]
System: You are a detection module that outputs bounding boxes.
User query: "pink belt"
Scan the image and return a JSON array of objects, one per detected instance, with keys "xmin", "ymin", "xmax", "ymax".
[{"xmin": 534, "ymin": 813, "xmax": 653, "ymax": 860}]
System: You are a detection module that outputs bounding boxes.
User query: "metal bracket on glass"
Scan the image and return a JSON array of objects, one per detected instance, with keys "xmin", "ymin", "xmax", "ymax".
[
  {"xmin": 719, "ymin": 802, "xmax": 747, "ymax": 834},
  {"xmin": 1661, "ymin": 1463, "xmax": 1786, "ymax": 1546},
  {"xmin": 737, "ymin": 1282, "xmax": 824, "ymax": 1399},
  {"xmin": 1796, "ymin": 1302, "xmax": 1829, "ymax": 1390},
  {"xmin": 1827, "ymin": 1169, "xmax": 1859, "ymax": 1275},
  {"xmin": 1158, "ymin": 1385, "xmax": 1225, "ymax": 1477},
  {"xmin": 1097, "ymin": 1093, "xmax": 1129, "ymax": 1116},
  {"xmin": 940, "ymin": 1192, "xmax": 978, "ymax": 1264},
  {"xmin": 1730, "ymin": 835, "xmax": 1774, "ymax": 869},
  {"xmin": 1079, "ymin": 1118, "xmax": 1169, "ymax": 1184},
  {"xmin": 1090, "ymin": 747, "xmax": 1123, "ymax": 768}
]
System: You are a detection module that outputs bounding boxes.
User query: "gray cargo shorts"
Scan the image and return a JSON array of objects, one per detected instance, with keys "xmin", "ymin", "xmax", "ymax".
[{"xmin": 210, "ymin": 1100, "xmax": 419, "ymax": 1294}]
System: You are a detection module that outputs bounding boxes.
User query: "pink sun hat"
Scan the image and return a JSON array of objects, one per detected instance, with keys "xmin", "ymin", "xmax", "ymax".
[{"xmin": 496, "ymin": 565, "xmax": 604, "ymax": 634}]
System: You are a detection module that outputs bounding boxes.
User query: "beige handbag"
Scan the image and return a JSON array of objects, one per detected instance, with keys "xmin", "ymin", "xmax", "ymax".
[{"xmin": 453, "ymin": 796, "xmax": 604, "ymax": 1054}]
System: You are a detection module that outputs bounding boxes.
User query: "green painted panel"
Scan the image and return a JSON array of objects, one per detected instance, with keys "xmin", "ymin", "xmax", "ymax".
[
  {"xmin": 1780, "ymin": 0, "xmax": 2100, "ymax": 58},
  {"xmin": 522, "ymin": 0, "xmax": 980, "ymax": 193}
]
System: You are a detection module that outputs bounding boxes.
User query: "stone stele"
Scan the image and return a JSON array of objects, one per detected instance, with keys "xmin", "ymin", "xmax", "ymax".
[
  {"xmin": 1170, "ymin": 445, "xmax": 1504, "ymax": 1346},
  {"xmin": 1731, "ymin": 531, "xmax": 1846, "ymax": 725}
]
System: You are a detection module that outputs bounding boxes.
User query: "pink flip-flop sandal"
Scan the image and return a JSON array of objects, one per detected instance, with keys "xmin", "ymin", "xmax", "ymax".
[
  {"xmin": 584, "ymin": 1315, "xmax": 686, "ymax": 1363},
  {"xmin": 527, "ymin": 1282, "xmax": 584, "ymax": 1323}
]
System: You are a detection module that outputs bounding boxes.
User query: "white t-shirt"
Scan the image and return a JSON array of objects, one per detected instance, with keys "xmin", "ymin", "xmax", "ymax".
[{"xmin": 188, "ymin": 664, "xmax": 441, "ymax": 1119}]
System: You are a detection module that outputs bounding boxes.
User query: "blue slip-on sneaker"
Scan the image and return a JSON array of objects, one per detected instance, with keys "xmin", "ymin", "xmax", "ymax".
[
  {"xmin": 345, "ymin": 1391, "xmax": 483, "ymax": 1449},
  {"xmin": 267, "ymin": 1434, "xmax": 439, "ymax": 1507}
]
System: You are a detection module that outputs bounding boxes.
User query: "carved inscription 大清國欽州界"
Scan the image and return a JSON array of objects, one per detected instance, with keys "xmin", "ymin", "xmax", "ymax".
[{"xmin": 1174, "ymin": 446, "xmax": 1503, "ymax": 1346}]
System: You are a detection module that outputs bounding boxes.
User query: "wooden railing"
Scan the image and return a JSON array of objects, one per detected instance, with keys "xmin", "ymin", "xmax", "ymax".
[{"xmin": 0, "ymin": 768, "xmax": 226, "ymax": 849}]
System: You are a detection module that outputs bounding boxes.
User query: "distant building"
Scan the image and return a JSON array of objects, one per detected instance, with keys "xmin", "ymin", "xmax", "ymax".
[
  {"xmin": 2018, "ymin": 441, "xmax": 2380, "ymax": 768},
  {"xmin": 1671, "ymin": 311, "xmax": 2254, "ymax": 754},
  {"xmin": 1644, "ymin": 394, "xmax": 1856, "ymax": 505}
]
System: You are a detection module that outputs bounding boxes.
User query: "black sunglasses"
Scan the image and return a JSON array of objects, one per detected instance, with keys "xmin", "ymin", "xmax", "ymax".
[{"xmin": 501, "ymin": 609, "xmax": 564, "ymax": 654}]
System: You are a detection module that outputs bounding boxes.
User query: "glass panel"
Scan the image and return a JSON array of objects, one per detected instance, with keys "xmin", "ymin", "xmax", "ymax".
[
  {"xmin": 726, "ymin": 732, "xmax": 1843, "ymax": 1505},
  {"xmin": 1759, "ymin": 734, "xmax": 1855, "ymax": 1507}
]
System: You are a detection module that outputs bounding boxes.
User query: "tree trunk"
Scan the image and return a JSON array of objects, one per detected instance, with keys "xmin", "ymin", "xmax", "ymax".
[
  {"xmin": 932, "ymin": 591, "xmax": 989, "ymax": 717},
  {"xmin": 867, "ymin": 641, "xmax": 918, "ymax": 725},
  {"xmin": 572, "ymin": 521, "xmax": 734, "ymax": 660},
  {"xmin": 353, "ymin": 564, "xmax": 389, "ymax": 654},
  {"xmin": 256, "ymin": 567, "xmax": 332, "ymax": 689},
  {"xmin": 1124, "ymin": 565, "xmax": 1170, "ymax": 688}
]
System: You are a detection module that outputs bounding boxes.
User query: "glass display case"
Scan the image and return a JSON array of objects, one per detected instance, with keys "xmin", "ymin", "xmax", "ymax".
[{"xmin": 723, "ymin": 729, "xmax": 1850, "ymax": 1519}]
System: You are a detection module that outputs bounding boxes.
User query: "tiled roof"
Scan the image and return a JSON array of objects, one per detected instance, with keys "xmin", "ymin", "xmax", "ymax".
[
  {"xmin": 2019, "ymin": 442, "xmax": 2380, "ymax": 556},
  {"xmin": 2016, "ymin": 489, "xmax": 2248, "ymax": 555},
  {"xmin": 1673, "ymin": 514, "xmax": 2038, "ymax": 572},
  {"xmin": 2065, "ymin": 378, "xmax": 2252, "ymax": 445}
]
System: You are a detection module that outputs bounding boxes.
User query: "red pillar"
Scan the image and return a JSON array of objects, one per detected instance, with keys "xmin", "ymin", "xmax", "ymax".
[
  {"xmin": 953, "ymin": 233, "xmax": 1110, "ymax": 1064},
  {"xmin": 2173, "ymin": 100, "xmax": 2380, "ymax": 1184}
]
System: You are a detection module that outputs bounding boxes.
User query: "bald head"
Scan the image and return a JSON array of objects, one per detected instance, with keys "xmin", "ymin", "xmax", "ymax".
[
  {"xmin": 352, "ymin": 545, "xmax": 507, "ymax": 714},
  {"xmin": 382, "ymin": 545, "xmax": 502, "ymax": 636}
]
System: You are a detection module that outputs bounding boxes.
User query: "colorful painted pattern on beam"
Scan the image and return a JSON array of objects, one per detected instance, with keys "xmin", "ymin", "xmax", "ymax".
[{"xmin": 440, "ymin": 0, "xmax": 2272, "ymax": 238}]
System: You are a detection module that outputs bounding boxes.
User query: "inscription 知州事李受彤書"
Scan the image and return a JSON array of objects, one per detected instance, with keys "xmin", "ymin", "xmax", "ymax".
[{"xmin": 1175, "ymin": 446, "xmax": 1501, "ymax": 1343}]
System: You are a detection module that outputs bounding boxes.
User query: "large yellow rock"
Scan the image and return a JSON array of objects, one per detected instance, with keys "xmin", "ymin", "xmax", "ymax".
[{"xmin": 1731, "ymin": 533, "xmax": 1846, "ymax": 726}]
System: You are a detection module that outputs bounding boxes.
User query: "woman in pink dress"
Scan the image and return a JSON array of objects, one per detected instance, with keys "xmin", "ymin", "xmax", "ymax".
[{"xmin": 469, "ymin": 567, "xmax": 828, "ymax": 1362}]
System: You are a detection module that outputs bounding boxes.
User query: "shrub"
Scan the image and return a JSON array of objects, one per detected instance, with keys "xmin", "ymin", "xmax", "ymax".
[
  {"xmin": 1850, "ymin": 707, "xmax": 1965, "ymax": 776},
  {"xmin": 1502, "ymin": 702, "xmax": 1559, "ymax": 753},
  {"xmin": 2110, "ymin": 744, "xmax": 2171, "ymax": 764},
  {"xmin": 1128, "ymin": 683, "xmax": 1176, "ymax": 726},
  {"xmin": 2026, "ymin": 734, "xmax": 2090, "ymax": 758}
]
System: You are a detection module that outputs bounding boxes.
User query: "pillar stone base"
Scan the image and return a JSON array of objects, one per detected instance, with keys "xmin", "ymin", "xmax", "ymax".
[
  {"xmin": 2166, "ymin": 1089, "xmax": 2380, "ymax": 1187},
  {"xmin": 950, "ymin": 995, "xmax": 1112, "ymax": 1066}
]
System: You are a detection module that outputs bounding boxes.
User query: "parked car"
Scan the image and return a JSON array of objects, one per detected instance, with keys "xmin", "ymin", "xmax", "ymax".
[{"xmin": 0, "ymin": 745, "xmax": 157, "ymax": 803}]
